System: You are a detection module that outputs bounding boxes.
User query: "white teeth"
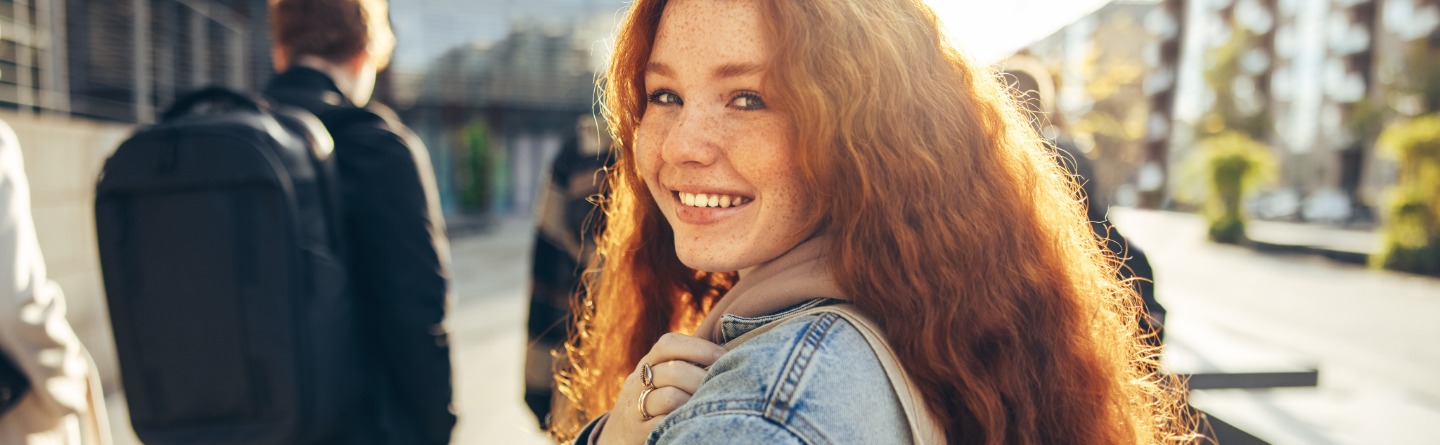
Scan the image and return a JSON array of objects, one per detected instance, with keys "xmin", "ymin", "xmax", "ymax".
[{"xmin": 678, "ymin": 192, "xmax": 748, "ymax": 209}]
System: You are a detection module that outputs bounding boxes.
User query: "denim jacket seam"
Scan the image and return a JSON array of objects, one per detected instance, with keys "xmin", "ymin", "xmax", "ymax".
[
  {"xmin": 651, "ymin": 398, "xmax": 823, "ymax": 444},
  {"xmin": 651, "ymin": 409, "xmax": 818, "ymax": 445},
  {"xmin": 762, "ymin": 312, "xmax": 842, "ymax": 422},
  {"xmin": 663, "ymin": 314, "xmax": 871, "ymax": 444},
  {"xmin": 658, "ymin": 397, "xmax": 768, "ymax": 425}
]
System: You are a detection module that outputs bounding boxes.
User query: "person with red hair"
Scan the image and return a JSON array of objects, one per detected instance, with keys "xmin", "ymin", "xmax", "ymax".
[{"xmin": 553, "ymin": 0, "xmax": 1194, "ymax": 443}]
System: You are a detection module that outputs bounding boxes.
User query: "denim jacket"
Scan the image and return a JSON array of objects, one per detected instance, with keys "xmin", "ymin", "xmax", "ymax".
[{"xmin": 575, "ymin": 299, "xmax": 912, "ymax": 444}]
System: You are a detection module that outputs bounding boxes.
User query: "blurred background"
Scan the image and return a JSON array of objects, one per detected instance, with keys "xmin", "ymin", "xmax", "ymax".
[{"xmin": 1, "ymin": 0, "xmax": 1437, "ymax": 443}]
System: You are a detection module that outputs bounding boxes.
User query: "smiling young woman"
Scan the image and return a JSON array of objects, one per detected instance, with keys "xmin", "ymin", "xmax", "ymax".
[{"xmin": 552, "ymin": 0, "xmax": 1193, "ymax": 443}]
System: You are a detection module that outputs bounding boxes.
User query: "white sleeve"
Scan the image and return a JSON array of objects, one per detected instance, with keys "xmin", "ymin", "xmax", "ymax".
[{"xmin": 0, "ymin": 120, "xmax": 93, "ymax": 424}]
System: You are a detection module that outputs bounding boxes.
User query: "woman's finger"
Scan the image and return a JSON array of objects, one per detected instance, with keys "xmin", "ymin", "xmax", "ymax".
[
  {"xmin": 640, "ymin": 332, "xmax": 726, "ymax": 369},
  {"xmin": 650, "ymin": 360, "xmax": 708, "ymax": 395},
  {"xmin": 640, "ymin": 386, "xmax": 693, "ymax": 419}
]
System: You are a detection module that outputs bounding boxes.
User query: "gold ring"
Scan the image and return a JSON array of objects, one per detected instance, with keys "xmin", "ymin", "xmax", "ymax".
[
  {"xmin": 640, "ymin": 362, "xmax": 655, "ymax": 389},
  {"xmin": 638, "ymin": 387, "xmax": 657, "ymax": 421}
]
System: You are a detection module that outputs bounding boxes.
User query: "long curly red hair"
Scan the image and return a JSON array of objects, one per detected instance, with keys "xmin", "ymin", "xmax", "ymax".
[{"xmin": 554, "ymin": 0, "xmax": 1193, "ymax": 443}]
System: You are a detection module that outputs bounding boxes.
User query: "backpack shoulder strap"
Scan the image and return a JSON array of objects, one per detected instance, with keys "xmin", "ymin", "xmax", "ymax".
[
  {"xmin": 317, "ymin": 106, "xmax": 385, "ymax": 135},
  {"xmin": 721, "ymin": 303, "xmax": 945, "ymax": 444}
]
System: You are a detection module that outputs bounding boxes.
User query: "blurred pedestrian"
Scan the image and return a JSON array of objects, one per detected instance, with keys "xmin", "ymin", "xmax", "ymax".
[
  {"xmin": 524, "ymin": 115, "xmax": 610, "ymax": 430},
  {"xmin": 1002, "ymin": 60, "xmax": 1166, "ymax": 347},
  {"xmin": 553, "ymin": 0, "xmax": 1192, "ymax": 443},
  {"xmin": 264, "ymin": 1, "xmax": 456, "ymax": 444},
  {"xmin": 0, "ymin": 119, "xmax": 111, "ymax": 445}
]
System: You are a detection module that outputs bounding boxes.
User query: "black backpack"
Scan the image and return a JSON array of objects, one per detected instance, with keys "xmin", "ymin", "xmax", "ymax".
[
  {"xmin": 95, "ymin": 88, "xmax": 366, "ymax": 445},
  {"xmin": 0, "ymin": 352, "xmax": 29, "ymax": 417}
]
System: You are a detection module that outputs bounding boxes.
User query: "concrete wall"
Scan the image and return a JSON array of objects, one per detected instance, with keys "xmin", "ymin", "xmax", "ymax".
[{"xmin": 3, "ymin": 110, "xmax": 133, "ymax": 391}]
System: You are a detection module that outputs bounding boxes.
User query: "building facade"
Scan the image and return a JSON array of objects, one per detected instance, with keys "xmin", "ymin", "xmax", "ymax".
[
  {"xmin": 1017, "ymin": 0, "xmax": 1438, "ymax": 224},
  {"xmin": 4, "ymin": 0, "xmax": 269, "ymax": 122}
]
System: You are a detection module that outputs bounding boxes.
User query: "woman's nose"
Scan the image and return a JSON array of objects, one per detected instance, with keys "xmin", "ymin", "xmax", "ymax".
[{"xmin": 661, "ymin": 107, "xmax": 722, "ymax": 166}]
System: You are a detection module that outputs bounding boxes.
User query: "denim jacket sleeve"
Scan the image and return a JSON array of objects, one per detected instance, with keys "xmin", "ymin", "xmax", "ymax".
[
  {"xmin": 654, "ymin": 414, "xmax": 806, "ymax": 445},
  {"xmin": 569, "ymin": 413, "xmax": 607, "ymax": 445},
  {"xmin": 648, "ymin": 312, "xmax": 912, "ymax": 444}
]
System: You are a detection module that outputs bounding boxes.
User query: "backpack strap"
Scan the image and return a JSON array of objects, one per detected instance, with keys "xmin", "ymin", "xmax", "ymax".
[
  {"xmin": 722, "ymin": 303, "xmax": 945, "ymax": 444},
  {"xmin": 161, "ymin": 87, "xmax": 264, "ymax": 121},
  {"xmin": 317, "ymin": 106, "xmax": 385, "ymax": 135},
  {"xmin": 266, "ymin": 105, "xmax": 348, "ymax": 255}
]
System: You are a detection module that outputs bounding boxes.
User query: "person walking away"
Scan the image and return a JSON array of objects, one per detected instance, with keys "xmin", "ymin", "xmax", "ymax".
[
  {"xmin": 1002, "ymin": 61, "xmax": 1167, "ymax": 347},
  {"xmin": 264, "ymin": 1, "xmax": 456, "ymax": 444},
  {"xmin": 525, "ymin": 115, "xmax": 611, "ymax": 430},
  {"xmin": 0, "ymin": 119, "xmax": 111, "ymax": 445}
]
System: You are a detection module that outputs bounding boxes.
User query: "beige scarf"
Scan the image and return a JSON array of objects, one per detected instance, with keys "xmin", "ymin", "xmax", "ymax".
[{"xmin": 692, "ymin": 237, "xmax": 848, "ymax": 342}]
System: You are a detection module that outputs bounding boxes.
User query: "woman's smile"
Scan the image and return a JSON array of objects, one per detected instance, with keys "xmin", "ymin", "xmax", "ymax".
[
  {"xmin": 670, "ymin": 189, "xmax": 755, "ymax": 225},
  {"xmin": 675, "ymin": 191, "xmax": 751, "ymax": 209}
]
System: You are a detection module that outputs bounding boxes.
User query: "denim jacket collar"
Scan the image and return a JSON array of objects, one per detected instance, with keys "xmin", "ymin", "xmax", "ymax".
[{"xmin": 716, "ymin": 298, "xmax": 837, "ymax": 344}]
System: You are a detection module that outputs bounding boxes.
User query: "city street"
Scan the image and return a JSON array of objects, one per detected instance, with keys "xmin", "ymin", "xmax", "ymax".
[
  {"xmin": 1113, "ymin": 209, "xmax": 1440, "ymax": 444},
  {"xmin": 103, "ymin": 210, "xmax": 1438, "ymax": 444}
]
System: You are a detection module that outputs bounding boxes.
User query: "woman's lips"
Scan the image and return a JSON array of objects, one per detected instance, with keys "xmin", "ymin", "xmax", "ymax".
[{"xmin": 672, "ymin": 190, "xmax": 752, "ymax": 225}]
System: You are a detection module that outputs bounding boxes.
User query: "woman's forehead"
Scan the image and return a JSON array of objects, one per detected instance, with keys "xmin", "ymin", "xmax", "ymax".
[{"xmin": 648, "ymin": 0, "xmax": 771, "ymax": 76}]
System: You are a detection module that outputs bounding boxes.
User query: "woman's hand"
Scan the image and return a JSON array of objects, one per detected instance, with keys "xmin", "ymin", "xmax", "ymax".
[{"xmin": 595, "ymin": 333, "xmax": 726, "ymax": 445}]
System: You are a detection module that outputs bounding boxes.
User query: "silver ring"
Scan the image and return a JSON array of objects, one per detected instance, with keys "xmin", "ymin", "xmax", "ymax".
[
  {"xmin": 638, "ymin": 387, "xmax": 657, "ymax": 421},
  {"xmin": 640, "ymin": 362, "xmax": 655, "ymax": 389}
]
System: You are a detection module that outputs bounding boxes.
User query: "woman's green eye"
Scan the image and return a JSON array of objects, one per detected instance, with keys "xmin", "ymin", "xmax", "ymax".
[
  {"xmin": 648, "ymin": 91, "xmax": 682, "ymax": 105},
  {"xmin": 731, "ymin": 92, "xmax": 766, "ymax": 110}
]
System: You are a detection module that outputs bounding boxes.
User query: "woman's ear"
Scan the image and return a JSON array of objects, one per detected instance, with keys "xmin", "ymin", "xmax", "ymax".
[
  {"xmin": 272, "ymin": 47, "xmax": 289, "ymax": 72},
  {"xmin": 347, "ymin": 50, "xmax": 374, "ymax": 77}
]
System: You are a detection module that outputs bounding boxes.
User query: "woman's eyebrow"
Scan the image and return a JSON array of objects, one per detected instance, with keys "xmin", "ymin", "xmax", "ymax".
[
  {"xmin": 645, "ymin": 61, "xmax": 763, "ymax": 80},
  {"xmin": 713, "ymin": 62, "xmax": 763, "ymax": 80},
  {"xmin": 646, "ymin": 61, "xmax": 676, "ymax": 78}
]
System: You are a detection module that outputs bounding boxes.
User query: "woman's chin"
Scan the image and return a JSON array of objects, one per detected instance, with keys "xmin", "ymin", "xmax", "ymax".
[{"xmin": 674, "ymin": 251, "xmax": 745, "ymax": 274}]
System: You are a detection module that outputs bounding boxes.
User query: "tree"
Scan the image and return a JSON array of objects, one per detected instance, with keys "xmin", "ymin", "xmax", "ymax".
[
  {"xmin": 1200, "ymin": 26, "xmax": 1269, "ymax": 140},
  {"xmin": 1373, "ymin": 114, "xmax": 1440, "ymax": 276},
  {"xmin": 1188, "ymin": 132, "xmax": 1276, "ymax": 243},
  {"xmin": 458, "ymin": 121, "xmax": 494, "ymax": 213},
  {"xmin": 1367, "ymin": 23, "xmax": 1440, "ymax": 275},
  {"xmin": 1396, "ymin": 40, "xmax": 1440, "ymax": 114}
]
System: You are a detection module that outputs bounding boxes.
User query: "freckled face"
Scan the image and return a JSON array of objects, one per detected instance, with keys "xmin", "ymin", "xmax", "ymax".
[{"xmin": 638, "ymin": 0, "xmax": 811, "ymax": 273}]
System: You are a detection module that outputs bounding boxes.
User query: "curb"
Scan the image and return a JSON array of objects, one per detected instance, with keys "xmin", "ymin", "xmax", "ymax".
[{"xmin": 1246, "ymin": 239, "xmax": 1370, "ymax": 266}]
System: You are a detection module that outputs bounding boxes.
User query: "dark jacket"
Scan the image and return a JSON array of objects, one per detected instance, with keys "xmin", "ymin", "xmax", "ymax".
[{"xmin": 265, "ymin": 67, "xmax": 456, "ymax": 445}]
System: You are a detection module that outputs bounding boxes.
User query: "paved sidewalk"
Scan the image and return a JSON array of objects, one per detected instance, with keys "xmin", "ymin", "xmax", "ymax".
[{"xmin": 448, "ymin": 217, "xmax": 552, "ymax": 444}]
